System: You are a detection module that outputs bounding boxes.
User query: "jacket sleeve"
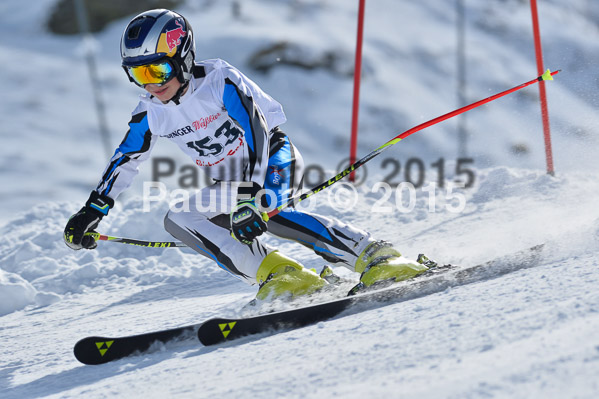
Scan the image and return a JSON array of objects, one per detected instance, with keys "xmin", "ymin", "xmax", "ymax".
[
  {"xmin": 219, "ymin": 65, "xmax": 270, "ymax": 186},
  {"xmin": 95, "ymin": 110, "xmax": 157, "ymax": 200}
]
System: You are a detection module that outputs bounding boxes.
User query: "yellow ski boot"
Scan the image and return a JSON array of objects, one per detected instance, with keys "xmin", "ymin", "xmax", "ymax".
[
  {"xmin": 350, "ymin": 241, "xmax": 429, "ymax": 294},
  {"xmin": 255, "ymin": 251, "xmax": 327, "ymax": 301}
]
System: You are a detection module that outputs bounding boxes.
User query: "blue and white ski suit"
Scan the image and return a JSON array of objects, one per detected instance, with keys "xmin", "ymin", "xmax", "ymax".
[{"xmin": 95, "ymin": 59, "xmax": 372, "ymax": 283}]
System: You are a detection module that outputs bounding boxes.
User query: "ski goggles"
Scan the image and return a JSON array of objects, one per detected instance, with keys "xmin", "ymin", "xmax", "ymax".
[{"xmin": 126, "ymin": 61, "xmax": 175, "ymax": 86}]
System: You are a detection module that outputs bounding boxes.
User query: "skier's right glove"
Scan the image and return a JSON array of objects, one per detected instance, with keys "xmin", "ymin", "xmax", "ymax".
[{"xmin": 63, "ymin": 191, "xmax": 114, "ymax": 250}]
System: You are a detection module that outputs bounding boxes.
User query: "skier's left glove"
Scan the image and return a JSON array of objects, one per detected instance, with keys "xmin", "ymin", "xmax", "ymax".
[
  {"xmin": 230, "ymin": 183, "xmax": 268, "ymax": 245},
  {"xmin": 64, "ymin": 191, "xmax": 114, "ymax": 250}
]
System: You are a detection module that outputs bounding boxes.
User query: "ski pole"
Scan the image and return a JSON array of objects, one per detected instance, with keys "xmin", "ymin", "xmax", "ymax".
[
  {"xmin": 86, "ymin": 70, "xmax": 559, "ymax": 246},
  {"xmin": 264, "ymin": 69, "xmax": 560, "ymax": 219},
  {"xmin": 84, "ymin": 232, "xmax": 187, "ymax": 248}
]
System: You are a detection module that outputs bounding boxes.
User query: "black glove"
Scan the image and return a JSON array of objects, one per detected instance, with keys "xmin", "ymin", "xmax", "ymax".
[
  {"xmin": 64, "ymin": 191, "xmax": 114, "ymax": 250},
  {"xmin": 230, "ymin": 183, "xmax": 268, "ymax": 245}
]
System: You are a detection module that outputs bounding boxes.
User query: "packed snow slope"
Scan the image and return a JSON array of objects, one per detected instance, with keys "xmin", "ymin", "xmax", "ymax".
[
  {"xmin": 2, "ymin": 168, "xmax": 599, "ymax": 398},
  {"xmin": 1, "ymin": 0, "xmax": 599, "ymax": 398}
]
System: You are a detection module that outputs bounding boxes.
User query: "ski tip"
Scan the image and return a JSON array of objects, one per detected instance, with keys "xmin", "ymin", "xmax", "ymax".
[{"xmin": 541, "ymin": 68, "xmax": 558, "ymax": 81}]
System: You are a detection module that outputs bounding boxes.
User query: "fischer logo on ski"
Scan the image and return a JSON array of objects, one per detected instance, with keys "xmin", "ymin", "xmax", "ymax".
[
  {"xmin": 219, "ymin": 322, "xmax": 237, "ymax": 338},
  {"xmin": 95, "ymin": 340, "xmax": 114, "ymax": 356}
]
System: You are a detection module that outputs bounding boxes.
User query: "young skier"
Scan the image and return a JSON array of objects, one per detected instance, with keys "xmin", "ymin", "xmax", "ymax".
[{"xmin": 63, "ymin": 9, "xmax": 430, "ymax": 300}]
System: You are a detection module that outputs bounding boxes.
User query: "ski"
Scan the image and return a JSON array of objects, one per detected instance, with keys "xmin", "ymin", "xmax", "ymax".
[
  {"xmin": 73, "ymin": 324, "xmax": 199, "ymax": 365},
  {"xmin": 197, "ymin": 244, "xmax": 545, "ymax": 346},
  {"xmin": 74, "ymin": 244, "xmax": 544, "ymax": 364}
]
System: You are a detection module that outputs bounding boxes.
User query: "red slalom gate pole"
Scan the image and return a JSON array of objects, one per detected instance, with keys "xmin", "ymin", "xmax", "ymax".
[
  {"xmin": 530, "ymin": 0, "xmax": 555, "ymax": 175},
  {"xmin": 349, "ymin": 0, "xmax": 366, "ymax": 182}
]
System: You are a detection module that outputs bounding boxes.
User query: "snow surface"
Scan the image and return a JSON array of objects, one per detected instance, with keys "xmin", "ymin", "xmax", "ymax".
[{"xmin": 1, "ymin": 0, "xmax": 599, "ymax": 398}]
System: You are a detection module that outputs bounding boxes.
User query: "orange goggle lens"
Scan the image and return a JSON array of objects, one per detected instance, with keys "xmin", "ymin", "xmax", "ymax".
[{"xmin": 127, "ymin": 62, "xmax": 174, "ymax": 86}]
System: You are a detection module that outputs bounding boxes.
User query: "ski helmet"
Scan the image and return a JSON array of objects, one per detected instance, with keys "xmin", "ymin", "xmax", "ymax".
[{"xmin": 120, "ymin": 9, "xmax": 195, "ymax": 90}]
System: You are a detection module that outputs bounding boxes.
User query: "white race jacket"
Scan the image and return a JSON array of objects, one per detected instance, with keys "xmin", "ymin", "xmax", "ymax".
[{"xmin": 95, "ymin": 59, "xmax": 287, "ymax": 200}]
